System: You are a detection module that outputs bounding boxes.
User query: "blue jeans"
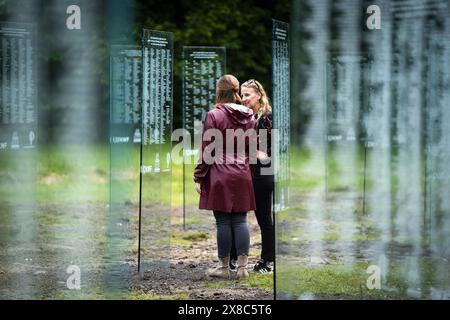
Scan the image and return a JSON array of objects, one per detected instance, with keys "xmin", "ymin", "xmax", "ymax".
[{"xmin": 213, "ymin": 211, "xmax": 249, "ymax": 258}]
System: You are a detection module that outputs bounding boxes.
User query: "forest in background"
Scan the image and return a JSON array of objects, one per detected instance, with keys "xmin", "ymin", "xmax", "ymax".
[{"xmin": 0, "ymin": 0, "xmax": 292, "ymax": 143}]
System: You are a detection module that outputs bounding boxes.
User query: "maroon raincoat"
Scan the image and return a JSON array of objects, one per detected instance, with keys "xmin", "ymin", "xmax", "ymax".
[{"xmin": 194, "ymin": 103, "xmax": 257, "ymax": 213}]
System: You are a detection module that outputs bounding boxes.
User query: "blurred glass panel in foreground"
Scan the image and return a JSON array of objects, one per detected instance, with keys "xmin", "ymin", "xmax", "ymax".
[{"xmin": 279, "ymin": 0, "xmax": 450, "ymax": 300}]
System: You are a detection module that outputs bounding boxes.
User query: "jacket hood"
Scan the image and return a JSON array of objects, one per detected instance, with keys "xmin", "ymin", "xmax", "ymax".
[{"xmin": 217, "ymin": 103, "xmax": 254, "ymax": 125}]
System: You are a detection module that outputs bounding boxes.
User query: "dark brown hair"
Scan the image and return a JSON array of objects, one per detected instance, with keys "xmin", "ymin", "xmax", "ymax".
[{"xmin": 215, "ymin": 74, "xmax": 242, "ymax": 105}]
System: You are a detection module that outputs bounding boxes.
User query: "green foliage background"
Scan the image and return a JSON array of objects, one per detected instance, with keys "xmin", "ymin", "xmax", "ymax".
[
  {"xmin": 0, "ymin": 0, "xmax": 291, "ymax": 142},
  {"xmin": 127, "ymin": 0, "xmax": 291, "ymax": 130}
]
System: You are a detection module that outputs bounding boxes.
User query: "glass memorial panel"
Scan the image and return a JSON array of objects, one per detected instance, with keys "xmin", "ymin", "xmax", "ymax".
[
  {"xmin": 385, "ymin": 0, "xmax": 450, "ymax": 298},
  {"xmin": 272, "ymin": 20, "xmax": 290, "ymax": 212},
  {"xmin": 423, "ymin": 11, "xmax": 450, "ymax": 298},
  {"xmin": 181, "ymin": 46, "xmax": 225, "ymax": 228},
  {"xmin": 139, "ymin": 29, "xmax": 172, "ymax": 271},
  {"xmin": 107, "ymin": 45, "xmax": 142, "ymax": 296},
  {"xmin": 0, "ymin": 22, "xmax": 38, "ymax": 299},
  {"xmin": 360, "ymin": 0, "xmax": 393, "ymax": 298},
  {"xmin": 272, "ymin": 19, "xmax": 293, "ymax": 299},
  {"xmin": 325, "ymin": 53, "xmax": 365, "ymax": 268},
  {"xmin": 277, "ymin": 2, "xmax": 329, "ymax": 299}
]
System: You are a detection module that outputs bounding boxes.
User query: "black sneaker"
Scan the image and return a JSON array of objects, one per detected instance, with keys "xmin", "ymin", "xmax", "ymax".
[{"xmin": 253, "ymin": 259, "xmax": 273, "ymax": 274}]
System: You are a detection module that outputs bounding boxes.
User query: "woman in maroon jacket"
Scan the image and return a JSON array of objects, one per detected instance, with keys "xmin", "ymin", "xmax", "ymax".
[{"xmin": 194, "ymin": 74, "xmax": 256, "ymax": 280}]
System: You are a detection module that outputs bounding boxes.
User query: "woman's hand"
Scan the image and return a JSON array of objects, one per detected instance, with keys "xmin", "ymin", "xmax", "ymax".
[{"xmin": 195, "ymin": 182, "xmax": 202, "ymax": 195}]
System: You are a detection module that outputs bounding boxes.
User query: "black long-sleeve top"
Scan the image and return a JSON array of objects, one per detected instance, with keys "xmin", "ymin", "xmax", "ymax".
[{"xmin": 253, "ymin": 112, "xmax": 273, "ymax": 177}]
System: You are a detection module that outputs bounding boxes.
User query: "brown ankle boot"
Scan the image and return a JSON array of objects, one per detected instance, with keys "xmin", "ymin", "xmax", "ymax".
[
  {"xmin": 206, "ymin": 256, "xmax": 230, "ymax": 279},
  {"xmin": 236, "ymin": 255, "xmax": 249, "ymax": 279}
]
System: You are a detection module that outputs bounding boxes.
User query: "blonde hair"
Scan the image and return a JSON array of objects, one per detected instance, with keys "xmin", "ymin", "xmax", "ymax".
[
  {"xmin": 241, "ymin": 79, "xmax": 272, "ymax": 117},
  {"xmin": 215, "ymin": 74, "xmax": 242, "ymax": 105}
]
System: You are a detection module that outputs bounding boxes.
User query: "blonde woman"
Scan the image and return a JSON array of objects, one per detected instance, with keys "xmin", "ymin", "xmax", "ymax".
[{"xmin": 239, "ymin": 79, "xmax": 274, "ymax": 273}]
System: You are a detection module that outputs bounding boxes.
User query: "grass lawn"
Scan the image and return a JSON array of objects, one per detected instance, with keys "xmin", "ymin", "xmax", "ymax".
[{"xmin": 1, "ymin": 144, "xmax": 448, "ymax": 299}]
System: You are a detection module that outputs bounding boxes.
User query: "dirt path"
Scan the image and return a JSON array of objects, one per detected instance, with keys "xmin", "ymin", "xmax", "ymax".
[
  {"xmin": 131, "ymin": 206, "xmax": 273, "ymax": 300},
  {"xmin": 0, "ymin": 203, "xmax": 273, "ymax": 300}
]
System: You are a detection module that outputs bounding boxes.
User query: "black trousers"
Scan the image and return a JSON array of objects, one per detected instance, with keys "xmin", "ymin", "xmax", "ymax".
[{"xmin": 231, "ymin": 174, "xmax": 274, "ymax": 261}]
